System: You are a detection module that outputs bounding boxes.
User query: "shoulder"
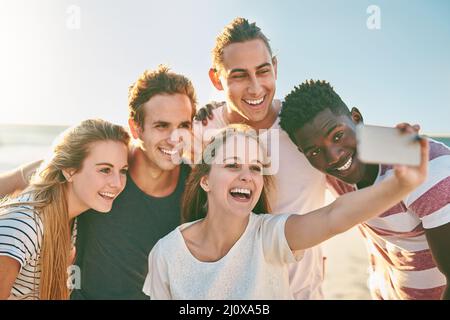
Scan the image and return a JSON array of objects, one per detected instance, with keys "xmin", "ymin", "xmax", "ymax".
[
  {"xmin": 251, "ymin": 213, "xmax": 291, "ymax": 230},
  {"xmin": 0, "ymin": 196, "xmax": 43, "ymax": 236},
  {"xmin": 428, "ymin": 138, "xmax": 450, "ymax": 161},
  {"xmin": 153, "ymin": 226, "xmax": 184, "ymax": 254}
]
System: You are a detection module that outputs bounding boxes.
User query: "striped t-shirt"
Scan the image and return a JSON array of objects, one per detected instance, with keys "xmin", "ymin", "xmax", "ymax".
[
  {"xmin": 327, "ymin": 139, "xmax": 450, "ymax": 300},
  {"xmin": 0, "ymin": 195, "xmax": 43, "ymax": 300}
]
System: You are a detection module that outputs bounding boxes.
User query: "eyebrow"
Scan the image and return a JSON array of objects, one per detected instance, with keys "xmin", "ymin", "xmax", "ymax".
[
  {"xmin": 95, "ymin": 163, "xmax": 113, "ymax": 167},
  {"xmin": 229, "ymin": 62, "xmax": 272, "ymax": 75},
  {"xmin": 301, "ymin": 123, "xmax": 341, "ymax": 153},
  {"xmin": 223, "ymin": 156, "xmax": 263, "ymax": 164},
  {"xmin": 95, "ymin": 163, "xmax": 129, "ymax": 168},
  {"xmin": 153, "ymin": 120, "xmax": 192, "ymax": 127},
  {"xmin": 325, "ymin": 124, "xmax": 339, "ymax": 137},
  {"xmin": 153, "ymin": 121, "xmax": 169, "ymax": 126},
  {"xmin": 179, "ymin": 121, "xmax": 192, "ymax": 127}
]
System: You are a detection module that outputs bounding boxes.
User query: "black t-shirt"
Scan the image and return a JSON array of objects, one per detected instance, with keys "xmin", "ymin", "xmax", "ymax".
[{"xmin": 71, "ymin": 164, "xmax": 190, "ymax": 299}]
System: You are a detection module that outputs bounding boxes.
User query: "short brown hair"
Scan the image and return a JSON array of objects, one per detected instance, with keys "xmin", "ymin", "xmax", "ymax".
[
  {"xmin": 128, "ymin": 65, "xmax": 197, "ymax": 128},
  {"xmin": 212, "ymin": 17, "xmax": 273, "ymax": 71}
]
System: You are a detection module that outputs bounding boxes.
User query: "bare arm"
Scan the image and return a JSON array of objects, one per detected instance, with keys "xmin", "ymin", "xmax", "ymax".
[
  {"xmin": 0, "ymin": 256, "xmax": 20, "ymax": 299},
  {"xmin": 425, "ymin": 223, "xmax": 450, "ymax": 300},
  {"xmin": 0, "ymin": 160, "xmax": 42, "ymax": 198},
  {"xmin": 286, "ymin": 138, "xmax": 429, "ymax": 251}
]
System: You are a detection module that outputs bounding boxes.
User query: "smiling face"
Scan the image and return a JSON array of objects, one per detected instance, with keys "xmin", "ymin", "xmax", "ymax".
[
  {"xmin": 213, "ymin": 39, "xmax": 277, "ymax": 124},
  {"xmin": 294, "ymin": 108, "xmax": 370, "ymax": 185},
  {"xmin": 202, "ymin": 134, "xmax": 265, "ymax": 218},
  {"xmin": 68, "ymin": 140, "xmax": 129, "ymax": 213},
  {"xmin": 130, "ymin": 93, "xmax": 193, "ymax": 171}
]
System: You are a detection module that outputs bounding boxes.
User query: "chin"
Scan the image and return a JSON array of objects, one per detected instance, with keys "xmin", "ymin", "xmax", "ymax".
[{"xmin": 93, "ymin": 205, "xmax": 113, "ymax": 213}]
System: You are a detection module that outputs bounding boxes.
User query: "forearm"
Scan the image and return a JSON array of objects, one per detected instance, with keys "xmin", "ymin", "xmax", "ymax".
[
  {"xmin": 328, "ymin": 176, "xmax": 415, "ymax": 235},
  {"xmin": 0, "ymin": 160, "xmax": 41, "ymax": 198},
  {"xmin": 0, "ymin": 170, "xmax": 23, "ymax": 198}
]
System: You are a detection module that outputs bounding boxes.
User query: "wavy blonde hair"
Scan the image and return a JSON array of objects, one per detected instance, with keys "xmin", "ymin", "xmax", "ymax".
[
  {"xmin": 182, "ymin": 124, "xmax": 274, "ymax": 223},
  {"xmin": 0, "ymin": 119, "xmax": 130, "ymax": 299}
]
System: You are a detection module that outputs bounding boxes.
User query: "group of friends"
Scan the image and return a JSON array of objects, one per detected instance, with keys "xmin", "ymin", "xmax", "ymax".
[{"xmin": 0, "ymin": 17, "xmax": 448, "ymax": 300}]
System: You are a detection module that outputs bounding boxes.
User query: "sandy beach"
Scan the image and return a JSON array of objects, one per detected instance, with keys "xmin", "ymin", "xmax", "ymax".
[{"xmin": 322, "ymin": 227, "xmax": 371, "ymax": 299}]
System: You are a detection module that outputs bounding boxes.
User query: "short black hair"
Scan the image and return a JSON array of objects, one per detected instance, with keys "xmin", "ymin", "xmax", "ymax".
[{"xmin": 279, "ymin": 80, "xmax": 350, "ymax": 144}]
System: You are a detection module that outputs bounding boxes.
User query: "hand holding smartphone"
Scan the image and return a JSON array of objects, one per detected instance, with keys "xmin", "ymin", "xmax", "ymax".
[{"xmin": 356, "ymin": 124, "xmax": 421, "ymax": 166}]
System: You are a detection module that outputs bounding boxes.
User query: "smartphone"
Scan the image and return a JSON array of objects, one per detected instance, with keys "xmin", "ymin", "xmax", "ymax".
[{"xmin": 356, "ymin": 124, "xmax": 421, "ymax": 166}]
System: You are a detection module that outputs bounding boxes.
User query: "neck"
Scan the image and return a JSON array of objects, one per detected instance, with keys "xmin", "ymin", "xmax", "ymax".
[
  {"xmin": 129, "ymin": 147, "xmax": 180, "ymax": 197},
  {"xmin": 356, "ymin": 164, "xmax": 379, "ymax": 189},
  {"xmin": 200, "ymin": 202, "xmax": 249, "ymax": 252},
  {"xmin": 65, "ymin": 184, "xmax": 87, "ymax": 221},
  {"xmin": 224, "ymin": 99, "xmax": 281, "ymax": 130}
]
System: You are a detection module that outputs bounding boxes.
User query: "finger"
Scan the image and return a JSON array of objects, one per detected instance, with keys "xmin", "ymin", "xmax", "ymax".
[
  {"xmin": 396, "ymin": 123, "xmax": 410, "ymax": 132},
  {"xmin": 194, "ymin": 108, "xmax": 204, "ymax": 121},
  {"xmin": 419, "ymin": 137, "xmax": 429, "ymax": 173},
  {"xmin": 199, "ymin": 108, "xmax": 207, "ymax": 121},
  {"xmin": 206, "ymin": 104, "xmax": 214, "ymax": 120},
  {"xmin": 396, "ymin": 123, "xmax": 417, "ymax": 135}
]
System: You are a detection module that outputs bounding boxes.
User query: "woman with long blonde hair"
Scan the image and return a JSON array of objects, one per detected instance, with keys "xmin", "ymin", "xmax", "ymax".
[
  {"xmin": 143, "ymin": 124, "xmax": 428, "ymax": 299},
  {"xmin": 0, "ymin": 119, "xmax": 130, "ymax": 300}
]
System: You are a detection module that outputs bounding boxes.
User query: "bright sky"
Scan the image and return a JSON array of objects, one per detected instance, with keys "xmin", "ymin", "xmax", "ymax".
[{"xmin": 0, "ymin": 0, "xmax": 449, "ymax": 133}]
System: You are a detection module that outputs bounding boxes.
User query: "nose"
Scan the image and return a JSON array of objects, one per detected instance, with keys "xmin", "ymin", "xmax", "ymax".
[
  {"xmin": 248, "ymin": 75, "xmax": 263, "ymax": 96},
  {"xmin": 166, "ymin": 129, "xmax": 182, "ymax": 147},
  {"xmin": 326, "ymin": 146, "xmax": 344, "ymax": 166},
  {"xmin": 109, "ymin": 171, "xmax": 124, "ymax": 189},
  {"xmin": 239, "ymin": 166, "xmax": 253, "ymax": 182}
]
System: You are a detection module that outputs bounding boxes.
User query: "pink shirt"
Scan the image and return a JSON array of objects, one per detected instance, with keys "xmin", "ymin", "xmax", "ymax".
[{"xmin": 327, "ymin": 139, "xmax": 450, "ymax": 299}]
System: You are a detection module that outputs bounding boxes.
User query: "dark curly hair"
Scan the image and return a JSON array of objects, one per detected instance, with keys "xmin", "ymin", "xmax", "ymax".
[{"xmin": 279, "ymin": 80, "xmax": 350, "ymax": 144}]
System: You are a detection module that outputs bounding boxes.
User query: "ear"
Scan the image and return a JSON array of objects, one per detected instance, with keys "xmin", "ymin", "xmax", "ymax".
[
  {"xmin": 351, "ymin": 107, "xmax": 364, "ymax": 124},
  {"xmin": 272, "ymin": 56, "xmax": 278, "ymax": 80},
  {"xmin": 209, "ymin": 68, "xmax": 224, "ymax": 91},
  {"xmin": 199, "ymin": 175, "xmax": 210, "ymax": 192},
  {"xmin": 128, "ymin": 118, "xmax": 142, "ymax": 140},
  {"xmin": 62, "ymin": 169, "xmax": 76, "ymax": 182}
]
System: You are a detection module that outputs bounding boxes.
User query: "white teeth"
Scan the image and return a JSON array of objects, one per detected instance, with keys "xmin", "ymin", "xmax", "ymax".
[
  {"xmin": 336, "ymin": 157, "xmax": 353, "ymax": 171},
  {"xmin": 230, "ymin": 188, "xmax": 251, "ymax": 195},
  {"xmin": 99, "ymin": 192, "xmax": 115, "ymax": 199},
  {"xmin": 160, "ymin": 148, "xmax": 177, "ymax": 155},
  {"xmin": 244, "ymin": 97, "xmax": 264, "ymax": 105}
]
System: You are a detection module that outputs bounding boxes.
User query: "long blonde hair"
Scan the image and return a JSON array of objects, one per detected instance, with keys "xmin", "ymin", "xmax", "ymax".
[
  {"xmin": 0, "ymin": 119, "xmax": 130, "ymax": 299},
  {"xmin": 182, "ymin": 124, "xmax": 274, "ymax": 223}
]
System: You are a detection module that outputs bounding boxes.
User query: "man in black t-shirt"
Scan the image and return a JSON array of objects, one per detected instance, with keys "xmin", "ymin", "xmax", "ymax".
[{"xmin": 71, "ymin": 65, "xmax": 197, "ymax": 299}]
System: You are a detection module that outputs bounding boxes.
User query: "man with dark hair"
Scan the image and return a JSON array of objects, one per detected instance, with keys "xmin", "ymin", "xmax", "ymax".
[
  {"xmin": 279, "ymin": 79, "xmax": 450, "ymax": 299},
  {"xmin": 194, "ymin": 17, "xmax": 327, "ymax": 299}
]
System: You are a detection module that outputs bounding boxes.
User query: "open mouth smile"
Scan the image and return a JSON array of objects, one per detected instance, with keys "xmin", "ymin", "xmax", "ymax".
[
  {"xmin": 229, "ymin": 187, "xmax": 252, "ymax": 202},
  {"xmin": 242, "ymin": 96, "xmax": 265, "ymax": 108}
]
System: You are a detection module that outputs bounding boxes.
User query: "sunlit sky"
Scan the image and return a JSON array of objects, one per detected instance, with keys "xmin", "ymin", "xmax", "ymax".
[{"xmin": 0, "ymin": 0, "xmax": 449, "ymax": 133}]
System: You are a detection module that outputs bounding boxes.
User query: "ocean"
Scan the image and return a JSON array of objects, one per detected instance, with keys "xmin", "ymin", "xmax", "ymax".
[{"xmin": 1, "ymin": 124, "xmax": 448, "ymax": 172}]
